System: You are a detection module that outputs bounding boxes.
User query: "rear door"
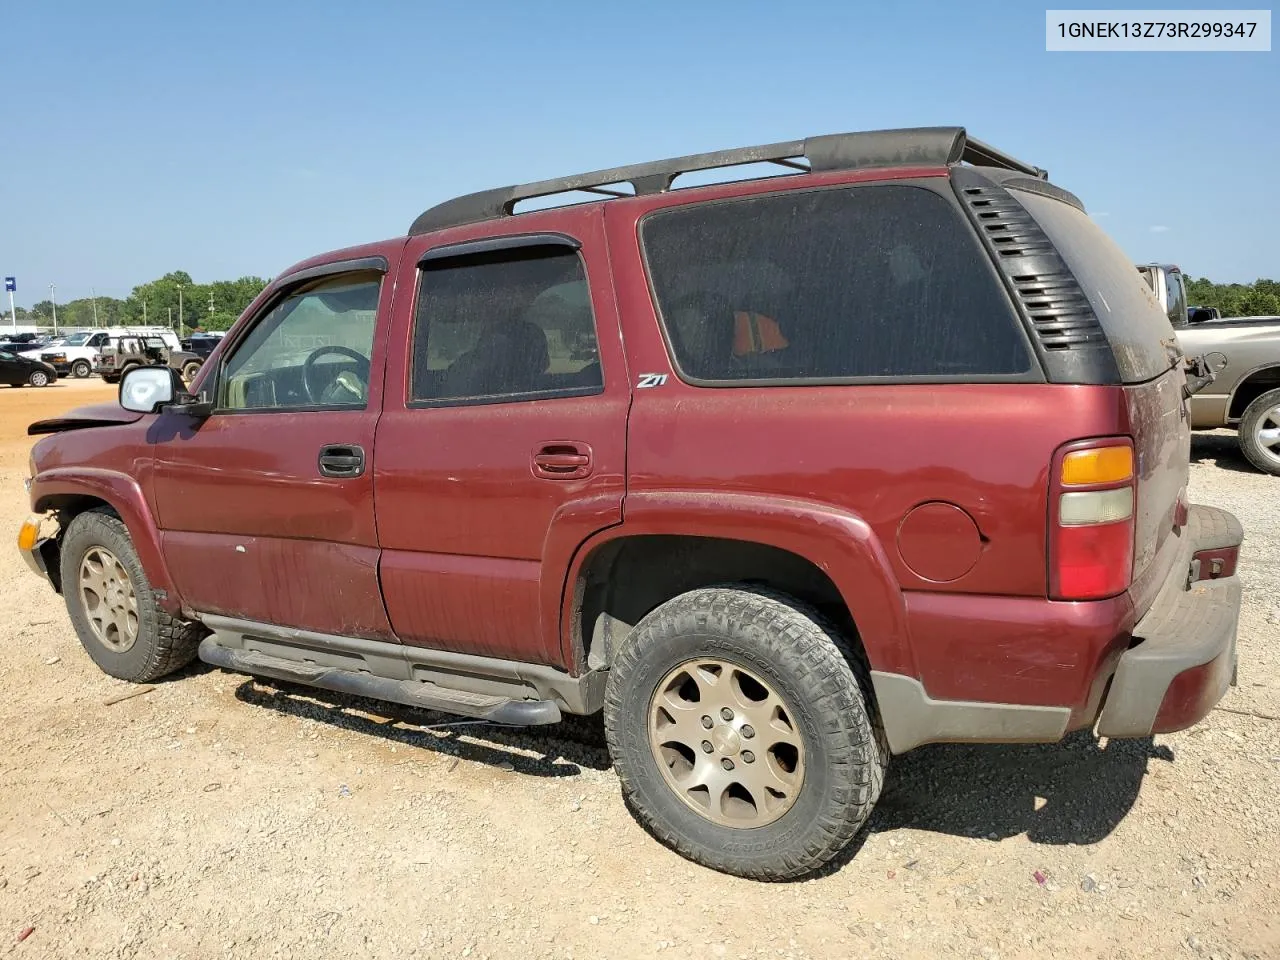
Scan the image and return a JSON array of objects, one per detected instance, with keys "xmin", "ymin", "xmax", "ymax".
[
  {"xmin": 375, "ymin": 206, "xmax": 629, "ymax": 668},
  {"xmin": 151, "ymin": 253, "xmax": 400, "ymax": 639}
]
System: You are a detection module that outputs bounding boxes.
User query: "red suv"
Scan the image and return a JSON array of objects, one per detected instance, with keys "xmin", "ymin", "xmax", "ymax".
[{"xmin": 19, "ymin": 127, "xmax": 1243, "ymax": 880}]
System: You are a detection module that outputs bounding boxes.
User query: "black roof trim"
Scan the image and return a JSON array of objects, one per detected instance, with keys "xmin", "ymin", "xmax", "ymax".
[
  {"xmin": 418, "ymin": 232, "xmax": 580, "ymax": 265},
  {"xmin": 276, "ymin": 255, "xmax": 390, "ymax": 288},
  {"xmin": 409, "ymin": 127, "xmax": 1046, "ymax": 235}
]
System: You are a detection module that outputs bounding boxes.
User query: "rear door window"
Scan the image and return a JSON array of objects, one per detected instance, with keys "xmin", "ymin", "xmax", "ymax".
[
  {"xmin": 411, "ymin": 246, "xmax": 603, "ymax": 405},
  {"xmin": 1014, "ymin": 191, "xmax": 1174, "ymax": 382},
  {"xmin": 640, "ymin": 183, "xmax": 1033, "ymax": 383}
]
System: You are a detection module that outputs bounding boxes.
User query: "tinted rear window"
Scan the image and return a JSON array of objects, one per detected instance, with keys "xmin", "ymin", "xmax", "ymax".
[
  {"xmin": 641, "ymin": 184, "xmax": 1033, "ymax": 382},
  {"xmin": 1016, "ymin": 191, "xmax": 1175, "ymax": 383}
]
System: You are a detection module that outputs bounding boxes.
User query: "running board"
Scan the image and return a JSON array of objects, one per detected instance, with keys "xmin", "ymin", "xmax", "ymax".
[{"xmin": 198, "ymin": 636, "xmax": 563, "ymax": 726}]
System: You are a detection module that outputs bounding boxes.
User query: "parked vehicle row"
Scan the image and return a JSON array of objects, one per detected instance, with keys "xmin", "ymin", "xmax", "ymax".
[
  {"xmin": 19, "ymin": 127, "xmax": 1244, "ymax": 880},
  {"xmin": 20, "ymin": 327, "xmax": 182, "ymax": 379}
]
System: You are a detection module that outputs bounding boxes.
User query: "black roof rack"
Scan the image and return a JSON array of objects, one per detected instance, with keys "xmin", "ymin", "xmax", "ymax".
[{"xmin": 408, "ymin": 126, "xmax": 1046, "ymax": 236}]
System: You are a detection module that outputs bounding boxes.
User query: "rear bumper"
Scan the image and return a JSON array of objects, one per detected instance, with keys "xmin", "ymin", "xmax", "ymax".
[
  {"xmin": 874, "ymin": 504, "xmax": 1243, "ymax": 753},
  {"xmin": 1095, "ymin": 504, "xmax": 1243, "ymax": 737}
]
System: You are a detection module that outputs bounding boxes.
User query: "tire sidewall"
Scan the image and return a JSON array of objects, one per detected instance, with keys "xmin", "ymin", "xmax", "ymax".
[
  {"xmin": 71, "ymin": 360, "xmax": 91, "ymax": 379},
  {"xmin": 1240, "ymin": 387, "xmax": 1280, "ymax": 476},
  {"xmin": 60, "ymin": 512, "xmax": 163, "ymax": 681},
  {"xmin": 608, "ymin": 598, "xmax": 863, "ymax": 870}
]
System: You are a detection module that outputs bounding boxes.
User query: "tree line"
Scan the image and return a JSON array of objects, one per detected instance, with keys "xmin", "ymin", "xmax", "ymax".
[
  {"xmin": 12, "ymin": 271, "xmax": 269, "ymax": 333},
  {"xmin": 1184, "ymin": 277, "xmax": 1279, "ymax": 317},
  {"xmin": 8, "ymin": 270, "xmax": 1278, "ymax": 334}
]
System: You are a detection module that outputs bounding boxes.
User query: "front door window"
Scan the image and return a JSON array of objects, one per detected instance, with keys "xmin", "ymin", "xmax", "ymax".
[{"xmin": 219, "ymin": 272, "xmax": 381, "ymax": 411}]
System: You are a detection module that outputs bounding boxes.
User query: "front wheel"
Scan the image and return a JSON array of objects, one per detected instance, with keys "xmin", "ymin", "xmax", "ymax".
[
  {"xmin": 603, "ymin": 586, "xmax": 886, "ymax": 880},
  {"xmin": 28, "ymin": 369, "xmax": 51, "ymax": 387},
  {"xmin": 1239, "ymin": 387, "xmax": 1280, "ymax": 476},
  {"xmin": 59, "ymin": 509, "xmax": 204, "ymax": 682},
  {"xmin": 181, "ymin": 359, "xmax": 203, "ymax": 382},
  {"xmin": 71, "ymin": 359, "xmax": 91, "ymax": 379}
]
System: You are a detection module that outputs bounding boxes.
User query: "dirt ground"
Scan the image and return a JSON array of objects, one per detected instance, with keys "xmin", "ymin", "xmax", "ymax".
[{"xmin": 1, "ymin": 378, "xmax": 1277, "ymax": 960}]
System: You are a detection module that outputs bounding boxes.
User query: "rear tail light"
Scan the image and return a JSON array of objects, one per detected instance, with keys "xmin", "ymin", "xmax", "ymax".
[{"xmin": 1050, "ymin": 440, "xmax": 1135, "ymax": 601}]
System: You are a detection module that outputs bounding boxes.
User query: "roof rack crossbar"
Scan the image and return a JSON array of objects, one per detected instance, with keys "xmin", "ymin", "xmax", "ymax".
[{"xmin": 408, "ymin": 126, "xmax": 1046, "ymax": 235}]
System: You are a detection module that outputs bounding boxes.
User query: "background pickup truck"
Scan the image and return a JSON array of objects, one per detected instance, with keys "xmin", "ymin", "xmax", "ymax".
[
  {"xmin": 1176, "ymin": 315, "xmax": 1280, "ymax": 474},
  {"xmin": 1139, "ymin": 264, "xmax": 1280, "ymax": 475}
]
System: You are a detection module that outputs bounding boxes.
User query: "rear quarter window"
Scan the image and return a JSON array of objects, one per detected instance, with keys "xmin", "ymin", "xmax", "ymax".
[
  {"xmin": 1015, "ymin": 191, "xmax": 1175, "ymax": 383},
  {"xmin": 640, "ymin": 183, "xmax": 1034, "ymax": 383}
]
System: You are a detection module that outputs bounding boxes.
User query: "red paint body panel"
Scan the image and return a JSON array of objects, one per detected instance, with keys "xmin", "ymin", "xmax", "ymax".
[
  {"xmin": 903, "ymin": 589, "xmax": 1135, "ymax": 721},
  {"xmin": 145, "ymin": 241, "xmax": 404, "ymax": 640},
  {"xmin": 30, "ymin": 423, "xmax": 182, "ymax": 614},
  {"xmin": 566, "ymin": 491, "xmax": 916, "ymax": 677},
  {"xmin": 162, "ymin": 530, "xmax": 388, "ymax": 637},
  {"xmin": 1153, "ymin": 651, "xmax": 1233, "ymax": 733},
  {"xmin": 374, "ymin": 205, "xmax": 629, "ymax": 666}
]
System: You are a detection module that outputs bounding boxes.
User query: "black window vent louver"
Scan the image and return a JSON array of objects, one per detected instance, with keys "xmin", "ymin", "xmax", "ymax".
[{"xmin": 960, "ymin": 185, "xmax": 1106, "ymax": 351}]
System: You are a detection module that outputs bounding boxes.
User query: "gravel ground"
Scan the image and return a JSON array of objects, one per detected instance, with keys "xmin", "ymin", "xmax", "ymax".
[{"xmin": 1, "ymin": 380, "xmax": 1277, "ymax": 960}]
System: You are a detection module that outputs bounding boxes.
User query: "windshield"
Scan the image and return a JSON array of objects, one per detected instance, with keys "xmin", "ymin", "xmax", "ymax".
[
  {"xmin": 1017, "ymin": 192, "xmax": 1175, "ymax": 383},
  {"xmin": 62, "ymin": 332, "xmax": 93, "ymax": 346}
]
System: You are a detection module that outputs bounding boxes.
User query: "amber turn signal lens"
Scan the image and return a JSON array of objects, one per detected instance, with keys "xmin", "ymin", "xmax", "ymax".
[
  {"xmin": 16, "ymin": 516, "xmax": 41, "ymax": 552},
  {"xmin": 1061, "ymin": 446, "xmax": 1133, "ymax": 486}
]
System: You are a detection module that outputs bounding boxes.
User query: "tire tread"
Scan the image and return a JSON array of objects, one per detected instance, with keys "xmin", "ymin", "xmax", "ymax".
[{"xmin": 603, "ymin": 585, "xmax": 886, "ymax": 881}]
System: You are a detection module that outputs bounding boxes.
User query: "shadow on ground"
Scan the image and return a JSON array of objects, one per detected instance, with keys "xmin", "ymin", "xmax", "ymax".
[
  {"xmin": 1191, "ymin": 430, "xmax": 1255, "ymax": 473},
  {"xmin": 234, "ymin": 677, "xmax": 611, "ymax": 778},
  {"xmin": 232, "ymin": 675, "xmax": 1169, "ymax": 871},
  {"xmin": 869, "ymin": 731, "xmax": 1172, "ymax": 845}
]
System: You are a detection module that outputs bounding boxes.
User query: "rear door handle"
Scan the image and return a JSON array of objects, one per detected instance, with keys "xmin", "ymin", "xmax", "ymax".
[
  {"xmin": 318, "ymin": 443, "xmax": 366, "ymax": 478},
  {"xmin": 532, "ymin": 442, "xmax": 593, "ymax": 480}
]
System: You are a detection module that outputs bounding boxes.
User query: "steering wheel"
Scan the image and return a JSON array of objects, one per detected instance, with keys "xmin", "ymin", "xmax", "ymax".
[{"xmin": 302, "ymin": 345, "xmax": 371, "ymax": 404}]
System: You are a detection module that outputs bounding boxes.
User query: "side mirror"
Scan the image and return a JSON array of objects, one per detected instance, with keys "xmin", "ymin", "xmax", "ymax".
[{"xmin": 119, "ymin": 366, "xmax": 212, "ymax": 417}]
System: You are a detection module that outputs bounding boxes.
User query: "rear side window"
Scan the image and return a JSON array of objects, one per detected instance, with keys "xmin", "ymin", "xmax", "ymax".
[
  {"xmin": 641, "ymin": 184, "xmax": 1033, "ymax": 382},
  {"xmin": 1015, "ymin": 192, "xmax": 1175, "ymax": 383},
  {"xmin": 412, "ymin": 246, "xmax": 603, "ymax": 404}
]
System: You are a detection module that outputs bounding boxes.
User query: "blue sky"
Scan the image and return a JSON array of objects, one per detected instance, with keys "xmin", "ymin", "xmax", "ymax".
[{"xmin": 2, "ymin": 1, "xmax": 1275, "ymax": 307}]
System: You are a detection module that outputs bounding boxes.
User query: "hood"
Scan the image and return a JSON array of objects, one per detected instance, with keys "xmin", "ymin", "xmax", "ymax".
[{"xmin": 28, "ymin": 402, "xmax": 144, "ymax": 436}]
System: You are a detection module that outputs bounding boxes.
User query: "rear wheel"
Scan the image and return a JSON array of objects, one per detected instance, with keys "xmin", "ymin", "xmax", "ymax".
[
  {"xmin": 27, "ymin": 369, "xmax": 50, "ymax": 387},
  {"xmin": 60, "ymin": 509, "xmax": 203, "ymax": 682},
  {"xmin": 70, "ymin": 359, "xmax": 91, "ymax": 379},
  {"xmin": 603, "ymin": 586, "xmax": 886, "ymax": 880},
  {"xmin": 1239, "ymin": 387, "xmax": 1280, "ymax": 476}
]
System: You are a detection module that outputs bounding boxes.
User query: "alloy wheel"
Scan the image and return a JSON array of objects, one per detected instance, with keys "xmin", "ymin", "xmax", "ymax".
[
  {"xmin": 1253, "ymin": 404, "xmax": 1280, "ymax": 467},
  {"xmin": 648, "ymin": 658, "xmax": 805, "ymax": 827},
  {"xmin": 78, "ymin": 547, "xmax": 139, "ymax": 653}
]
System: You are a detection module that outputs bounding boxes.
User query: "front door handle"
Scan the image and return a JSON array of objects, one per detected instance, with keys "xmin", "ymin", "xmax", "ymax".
[
  {"xmin": 318, "ymin": 444, "xmax": 366, "ymax": 478},
  {"xmin": 532, "ymin": 442, "xmax": 593, "ymax": 480}
]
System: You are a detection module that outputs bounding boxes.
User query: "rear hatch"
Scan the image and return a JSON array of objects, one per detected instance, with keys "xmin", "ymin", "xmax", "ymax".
[{"xmin": 1015, "ymin": 191, "xmax": 1190, "ymax": 606}]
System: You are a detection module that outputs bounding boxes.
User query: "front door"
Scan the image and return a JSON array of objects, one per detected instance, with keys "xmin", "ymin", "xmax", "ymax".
[
  {"xmin": 151, "ymin": 256, "xmax": 399, "ymax": 639},
  {"xmin": 375, "ymin": 207, "xmax": 630, "ymax": 668}
]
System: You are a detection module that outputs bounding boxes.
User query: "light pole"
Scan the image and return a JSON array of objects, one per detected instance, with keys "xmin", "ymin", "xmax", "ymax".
[
  {"xmin": 91, "ymin": 287, "xmax": 100, "ymax": 327},
  {"xmin": 49, "ymin": 283, "xmax": 57, "ymax": 336},
  {"xmin": 4, "ymin": 277, "xmax": 15, "ymax": 332},
  {"xmin": 177, "ymin": 284, "xmax": 185, "ymax": 339}
]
